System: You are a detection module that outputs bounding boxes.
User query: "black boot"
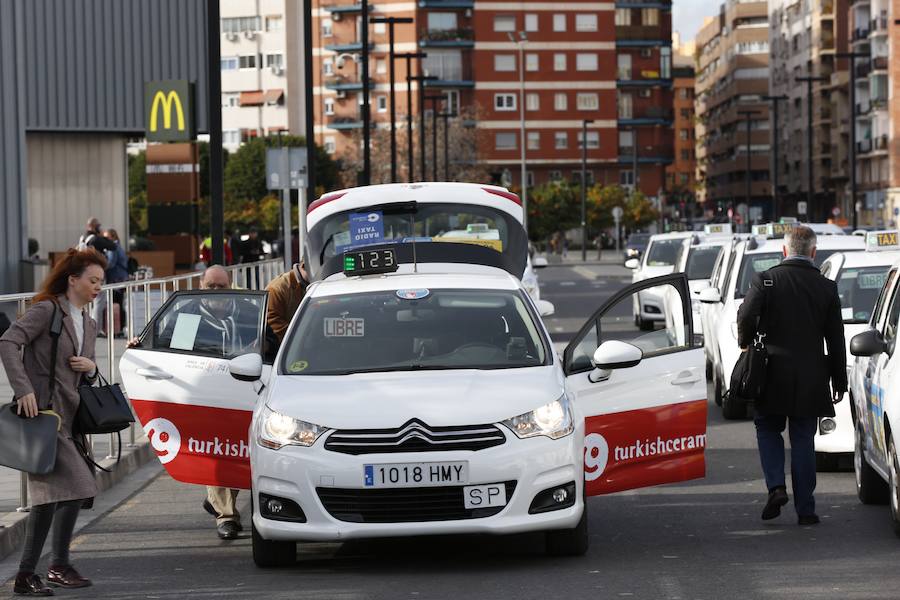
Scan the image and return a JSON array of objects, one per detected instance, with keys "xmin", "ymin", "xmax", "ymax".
[
  {"xmin": 13, "ymin": 572, "xmax": 53, "ymax": 596},
  {"xmin": 762, "ymin": 486, "xmax": 789, "ymax": 520}
]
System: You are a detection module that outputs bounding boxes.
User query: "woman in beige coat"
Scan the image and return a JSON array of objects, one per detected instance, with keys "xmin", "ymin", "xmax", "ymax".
[{"xmin": 0, "ymin": 249, "xmax": 106, "ymax": 596}]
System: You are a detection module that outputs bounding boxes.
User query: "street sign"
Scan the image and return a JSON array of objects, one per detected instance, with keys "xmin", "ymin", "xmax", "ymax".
[
  {"xmin": 798, "ymin": 201, "xmax": 808, "ymax": 215},
  {"xmin": 145, "ymin": 80, "xmax": 195, "ymax": 142},
  {"xmin": 266, "ymin": 147, "xmax": 308, "ymax": 190},
  {"xmin": 612, "ymin": 206, "xmax": 623, "ymax": 221},
  {"xmin": 832, "ymin": 206, "xmax": 841, "ymax": 217}
]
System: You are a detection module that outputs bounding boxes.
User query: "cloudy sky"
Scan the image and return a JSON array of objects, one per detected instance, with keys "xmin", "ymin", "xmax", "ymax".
[{"xmin": 673, "ymin": 0, "xmax": 714, "ymax": 46}]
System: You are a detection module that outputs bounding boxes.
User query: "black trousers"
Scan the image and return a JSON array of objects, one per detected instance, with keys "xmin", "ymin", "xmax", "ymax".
[{"xmin": 19, "ymin": 499, "xmax": 82, "ymax": 573}]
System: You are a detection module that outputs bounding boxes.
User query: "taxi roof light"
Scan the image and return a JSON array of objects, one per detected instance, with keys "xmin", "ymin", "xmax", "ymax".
[
  {"xmin": 865, "ymin": 230, "xmax": 900, "ymax": 252},
  {"xmin": 703, "ymin": 223, "xmax": 733, "ymax": 235},
  {"xmin": 751, "ymin": 222, "xmax": 799, "ymax": 239}
]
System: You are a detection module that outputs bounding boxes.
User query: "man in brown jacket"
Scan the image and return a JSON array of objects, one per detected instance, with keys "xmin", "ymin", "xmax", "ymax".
[{"xmin": 266, "ymin": 262, "xmax": 310, "ymax": 342}]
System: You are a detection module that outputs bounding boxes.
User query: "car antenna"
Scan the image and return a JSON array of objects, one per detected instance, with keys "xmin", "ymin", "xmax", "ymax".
[{"xmin": 410, "ymin": 213, "xmax": 418, "ymax": 273}]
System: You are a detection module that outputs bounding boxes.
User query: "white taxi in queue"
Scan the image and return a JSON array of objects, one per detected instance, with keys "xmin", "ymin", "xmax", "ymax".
[
  {"xmin": 626, "ymin": 231, "xmax": 695, "ymax": 330},
  {"xmin": 817, "ymin": 231, "xmax": 900, "ymax": 470},
  {"xmin": 119, "ymin": 242, "xmax": 709, "ymax": 566}
]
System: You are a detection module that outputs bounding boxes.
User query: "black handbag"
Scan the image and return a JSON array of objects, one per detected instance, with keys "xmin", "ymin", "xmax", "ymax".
[
  {"xmin": 76, "ymin": 372, "xmax": 134, "ymax": 435},
  {"xmin": 731, "ymin": 274, "xmax": 773, "ymax": 401},
  {"xmin": 0, "ymin": 303, "xmax": 64, "ymax": 474}
]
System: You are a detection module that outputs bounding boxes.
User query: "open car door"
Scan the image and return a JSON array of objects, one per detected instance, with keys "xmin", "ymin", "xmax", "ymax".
[
  {"xmin": 564, "ymin": 274, "xmax": 707, "ymax": 495},
  {"xmin": 119, "ymin": 290, "xmax": 270, "ymax": 490}
]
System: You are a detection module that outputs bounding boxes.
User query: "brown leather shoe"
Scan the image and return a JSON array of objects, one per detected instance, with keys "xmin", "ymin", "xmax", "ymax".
[
  {"xmin": 13, "ymin": 572, "xmax": 53, "ymax": 596},
  {"xmin": 46, "ymin": 565, "xmax": 91, "ymax": 589}
]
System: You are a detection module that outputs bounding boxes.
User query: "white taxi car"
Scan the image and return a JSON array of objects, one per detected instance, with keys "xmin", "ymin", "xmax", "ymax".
[
  {"xmin": 816, "ymin": 231, "xmax": 900, "ymax": 469},
  {"xmin": 120, "ymin": 244, "xmax": 708, "ymax": 566},
  {"xmin": 699, "ymin": 224, "xmax": 864, "ymax": 419},
  {"xmin": 626, "ymin": 231, "xmax": 694, "ymax": 330}
]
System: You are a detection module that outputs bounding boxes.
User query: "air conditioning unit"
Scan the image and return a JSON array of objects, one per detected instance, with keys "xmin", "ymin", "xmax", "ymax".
[
  {"xmin": 332, "ymin": 11, "xmax": 342, "ymax": 20},
  {"xmin": 243, "ymin": 29, "xmax": 256, "ymax": 39},
  {"xmin": 225, "ymin": 31, "xmax": 238, "ymax": 41},
  {"xmin": 336, "ymin": 90, "xmax": 347, "ymax": 99},
  {"xmin": 271, "ymin": 65, "xmax": 284, "ymax": 75}
]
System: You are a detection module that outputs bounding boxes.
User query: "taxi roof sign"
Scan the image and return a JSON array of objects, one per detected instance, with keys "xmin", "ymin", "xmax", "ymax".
[
  {"xmin": 865, "ymin": 230, "xmax": 900, "ymax": 252},
  {"xmin": 704, "ymin": 223, "xmax": 733, "ymax": 235},
  {"xmin": 751, "ymin": 223, "xmax": 798, "ymax": 239}
]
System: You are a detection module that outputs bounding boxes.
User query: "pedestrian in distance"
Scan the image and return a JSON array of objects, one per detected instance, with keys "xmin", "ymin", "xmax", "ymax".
[
  {"xmin": 736, "ymin": 225, "xmax": 846, "ymax": 525},
  {"xmin": 91, "ymin": 229, "xmax": 128, "ymax": 338},
  {"xmin": 0, "ymin": 248, "xmax": 107, "ymax": 595},
  {"xmin": 75, "ymin": 217, "xmax": 115, "ymax": 255},
  {"xmin": 266, "ymin": 262, "xmax": 311, "ymax": 343}
]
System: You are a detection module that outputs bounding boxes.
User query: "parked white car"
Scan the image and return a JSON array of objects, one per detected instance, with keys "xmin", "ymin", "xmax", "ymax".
[{"xmin": 626, "ymin": 232, "xmax": 694, "ymax": 330}]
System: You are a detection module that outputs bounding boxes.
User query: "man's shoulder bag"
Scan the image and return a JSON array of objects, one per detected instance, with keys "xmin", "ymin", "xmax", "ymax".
[{"xmin": 730, "ymin": 274, "xmax": 773, "ymax": 401}]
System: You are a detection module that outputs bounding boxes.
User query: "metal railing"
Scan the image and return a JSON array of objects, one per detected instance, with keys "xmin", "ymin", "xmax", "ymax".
[{"xmin": 0, "ymin": 258, "xmax": 283, "ymax": 510}]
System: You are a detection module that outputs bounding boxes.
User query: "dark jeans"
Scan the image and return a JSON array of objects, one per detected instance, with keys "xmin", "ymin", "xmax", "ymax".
[
  {"xmin": 754, "ymin": 414, "xmax": 818, "ymax": 517},
  {"xmin": 19, "ymin": 500, "xmax": 82, "ymax": 573}
]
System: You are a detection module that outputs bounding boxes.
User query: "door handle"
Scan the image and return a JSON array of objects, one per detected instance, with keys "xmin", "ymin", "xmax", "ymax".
[
  {"xmin": 135, "ymin": 368, "xmax": 173, "ymax": 380},
  {"xmin": 670, "ymin": 371, "xmax": 700, "ymax": 385}
]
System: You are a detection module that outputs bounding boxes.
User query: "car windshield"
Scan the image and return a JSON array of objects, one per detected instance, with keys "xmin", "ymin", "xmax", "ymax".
[
  {"xmin": 685, "ymin": 246, "xmax": 722, "ymax": 280},
  {"xmin": 837, "ymin": 266, "xmax": 890, "ymax": 324},
  {"xmin": 734, "ymin": 250, "xmax": 845, "ymax": 297},
  {"xmin": 281, "ymin": 288, "xmax": 548, "ymax": 375},
  {"xmin": 644, "ymin": 239, "xmax": 683, "ymax": 266}
]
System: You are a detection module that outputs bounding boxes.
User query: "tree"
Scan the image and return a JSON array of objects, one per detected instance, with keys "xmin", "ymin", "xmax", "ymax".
[
  {"xmin": 585, "ymin": 185, "xmax": 659, "ymax": 233},
  {"xmin": 526, "ymin": 182, "xmax": 580, "ymax": 242}
]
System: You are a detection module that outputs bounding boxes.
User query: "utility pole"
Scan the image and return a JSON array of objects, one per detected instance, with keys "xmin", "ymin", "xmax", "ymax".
[
  {"xmin": 762, "ymin": 95, "xmax": 787, "ymax": 220},
  {"xmin": 425, "ymin": 95, "xmax": 444, "ymax": 181},
  {"xmin": 581, "ymin": 119, "xmax": 594, "ymax": 262},
  {"xmin": 796, "ymin": 75, "xmax": 828, "ymax": 218},
  {"xmin": 303, "ymin": 0, "xmax": 316, "ymax": 242},
  {"xmin": 359, "ymin": 0, "xmax": 372, "ymax": 185},
  {"xmin": 371, "ymin": 17, "xmax": 413, "ymax": 183},
  {"xmin": 408, "ymin": 74, "xmax": 438, "ymax": 181},
  {"xmin": 507, "ymin": 31, "xmax": 529, "ymax": 235},
  {"xmin": 207, "ymin": 0, "xmax": 224, "ymax": 264},
  {"xmin": 837, "ymin": 52, "xmax": 868, "ymax": 230},
  {"xmin": 439, "ymin": 111, "xmax": 458, "ymax": 180},
  {"xmin": 397, "ymin": 52, "xmax": 427, "ymax": 183},
  {"xmin": 737, "ymin": 110, "xmax": 759, "ymax": 223}
]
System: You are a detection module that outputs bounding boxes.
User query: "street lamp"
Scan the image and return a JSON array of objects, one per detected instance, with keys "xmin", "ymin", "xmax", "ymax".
[
  {"xmin": 507, "ymin": 31, "xmax": 529, "ymax": 235},
  {"xmin": 836, "ymin": 52, "xmax": 869, "ymax": 230},
  {"xmin": 370, "ymin": 16, "xmax": 414, "ymax": 183},
  {"xmin": 762, "ymin": 95, "xmax": 788, "ymax": 220},
  {"xmin": 439, "ymin": 110, "xmax": 458, "ymax": 180},
  {"xmin": 360, "ymin": 0, "xmax": 371, "ymax": 185},
  {"xmin": 581, "ymin": 119, "xmax": 594, "ymax": 262},
  {"xmin": 425, "ymin": 94, "xmax": 446, "ymax": 181},
  {"xmin": 795, "ymin": 74, "xmax": 828, "ymax": 218},
  {"xmin": 408, "ymin": 73, "xmax": 439, "ymax": 181},
  {"xmin": 396, "ymin": 52, "xmax": 428, "ymax": 182},
  {"xmin": 737, "ymin": 110, "xmax": 760, "ymax": 225}
]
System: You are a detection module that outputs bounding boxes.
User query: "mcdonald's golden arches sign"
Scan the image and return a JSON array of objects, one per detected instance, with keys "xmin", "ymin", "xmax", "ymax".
[{"xmin": 144, "ymin": 80, "xmax": 195, "ymax": 142}]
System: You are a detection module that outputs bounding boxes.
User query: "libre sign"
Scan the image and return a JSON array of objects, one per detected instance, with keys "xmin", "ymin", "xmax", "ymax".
[{"xmin": 145, "ymin": 80, "xmax": 195, "ymax": 142}]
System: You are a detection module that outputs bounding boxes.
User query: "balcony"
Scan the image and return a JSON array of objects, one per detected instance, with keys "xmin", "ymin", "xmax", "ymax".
[
  {"xmin": 874, "ymin": 134, "xmax": 889, "ymax": 150},
  {"xmin": 419, "ymin": 28, "xmax": 474, "ymax": 48},
  {"xmin": 324, "ymin": 41, "xmax": 373, "ymax": 53},
  {"xmin": 856, "ymin": 62, "xmax": 872, "ymax": 78},
  {"xmin": 616, "ymin": 25, "xmax": 669, "ymax": 42},
  {"xmin": 617, "ymin": 145, "xmax": 675, "ymax": 164},
  {"xmin": 871, "ymin": 14, "xmax": 888, "ymax": 33},
  {"xmin": 418, "ymin": 0, "xmax": 474, "ymax": 7},
  {"xmin": 327, "ymin": 116, "xmax": 364, "ymax": 130},
  {"xmin": 857, "ymin": 139, "xmax": 872, "ymax": 153},
  {"xmin": 617, "ymin": 70, "xmax": 673, "ymax": 87},
  {"xmin": 853, "ymin": 28, "xmax": 870, "ymax": 41},
  {"xmin": 821, "ymin": 0, "xmax": 834, "ymax": 14},
  {"xmin": 323, "ymin": 75, "xmax": 373, "ymax": 92},
  {"xmin": 856, "ymin": 101, "xmax": 871, "ymax": 115},
  {"xmin": 873, "ymin": 56, "xmax": 889, "ymax": 71},
  {"xmin": 615, "ymin": 0, "xmax": 672, "ymax": 7},
  {"xmin": 324, "ymin": 3, "xmax": 363, "ymax": 14}
]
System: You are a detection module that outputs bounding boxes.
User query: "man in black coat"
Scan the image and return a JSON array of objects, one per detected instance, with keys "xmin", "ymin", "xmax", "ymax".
[{"xmin": 737, "ymin": 225, "xmax": 846, "ymax": 525}]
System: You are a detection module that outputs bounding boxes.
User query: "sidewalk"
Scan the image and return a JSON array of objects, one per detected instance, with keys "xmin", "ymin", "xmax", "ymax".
[{"xmin": 540, "ymin": 250, "xmax": 626, "ymax": 267}]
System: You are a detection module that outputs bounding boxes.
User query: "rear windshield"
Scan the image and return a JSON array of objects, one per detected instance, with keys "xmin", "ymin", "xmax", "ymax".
[
  {"xmin": 734, "ymin": 250, "xmax": 845, "ymax": 297},
  {"xmin": 644, "ymin": 239, "xmax": 684, "ymax": 267},
  {"xmin": 627, "ymin": 233, "xmax": 650, "ymax": 245},
  {"xmin": 685, "ymin": 246, "xmax": 723, "ymax": 280},
  {"xmin": 837, "ymin": 266, "xmax": 890, "ymax": 324}
]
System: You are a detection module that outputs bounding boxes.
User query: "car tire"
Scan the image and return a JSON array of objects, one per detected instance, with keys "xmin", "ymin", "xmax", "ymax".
[
  {"xmin": 713, "ymin": 371, "xmax": 723, "ymax": 407},
  {"xmin": 545, "ymin": 502, "xmax": 589, "ymax": 557},
  {"xmin": 815, "ymin": 452, "xmax": 841, "ymax": 472},
  {"xmin": 252, "ymin": 521, "xmax": 297, "ymax": 568},
  {"xmin": 889, "ymin": 437, "xmax": 900, "ymax": 537},
  {"xmin": 721, "ymin": 388, "xmax": 745, "ymax": 420},
  {"xmin": 855, "ymin": 424, "xmax": 888, "ymax": 505},
  {"xmin": 705, "ymin": 358, "xmax": 713, "ymax": 382}
]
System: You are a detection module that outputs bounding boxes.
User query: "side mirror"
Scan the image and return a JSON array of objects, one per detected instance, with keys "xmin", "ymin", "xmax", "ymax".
[
  {"xmin": 229, "ymin": 353, "xmax": 263, "ymax": 382},
  {"xmin": 532, "ymin": 257, "xmax": 549, "ymax": 269},
  {"xmin": 850, "ymin": 329, "xmax": 887, "ymax": 357},
  {"xmin": 536, "ymin": 300, "xmax": 555, "ymax": 317},
  {"xmin": 625, "ymin": 258, "xmax": 640, "ymax": 270},
  {"xmin": 593, "ymin": 340, "xmax": 643, "ymax": 370},
  {"xmin": 698, "ymin": 287, "xmax": 721, "ymax": 304}
]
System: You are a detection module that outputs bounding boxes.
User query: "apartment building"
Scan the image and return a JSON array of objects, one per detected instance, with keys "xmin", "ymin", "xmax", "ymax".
[
  {"xmin": 220, "ymin": 0, "xmax": 301, "ymax": 152},
  {"xmin": 695, "ymin": 0, "xmax": 771, "ymax": 222},
  {"xmin": 769, "ymin": 0, "xmax": 849, "ymax": 221},
  {"xmin": 666, "ymin": 45, "xmax": 697, "ymax": 210},
  {"xmin": 615, "ymin": 0, "xmax": 675, "ymax": 202}
]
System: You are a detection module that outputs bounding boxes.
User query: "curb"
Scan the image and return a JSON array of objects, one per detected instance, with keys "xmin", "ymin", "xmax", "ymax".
[{"xmin": 0, "ymin": 438, "xmax": 153, "ymax": 561}]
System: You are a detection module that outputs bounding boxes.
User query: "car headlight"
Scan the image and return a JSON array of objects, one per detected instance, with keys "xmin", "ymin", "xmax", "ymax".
[
  {"xmin": 257, "ymin": 406, "xmax": 328, "ymax": 450},
  {"xmin": 502, "ymin": 397, "xmax": 574, "ymax": 440}
]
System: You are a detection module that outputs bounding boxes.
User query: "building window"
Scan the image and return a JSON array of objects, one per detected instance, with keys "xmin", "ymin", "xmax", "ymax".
[
  {"xmin": 323, "ymin": 59, "xmax": 334, "ymax": 76},
  {"xmin": 575, "ymin": 14, "xmax": 598, "ymax": 32},
  {"xmin": 221, "ymin": 56, "xmax": 239, "ymax": 71},
  {"xmin": 638, "ymin": 88, "xmax": 652, "ymax": 98},
  {"xmin": 680, "ymin": 108, "xmax": 691, "ymax": 119},
  {"xmin": 615, "ymin": 9, "xmax": 631, "ymax": 26},
  {"xmin": 617, "ymin": 54, "xmax": 632, "ymax": 79},
  {"xmin": 239, "ymin": 55, "xmax": 257, "ymax": 69},
  {"xmin": 679, "ymin": 173, "xmax": 689, "ymax": 185},
  {"xmin": 223, "ymin": 129, "xmax": 241, "ymax": 145},
  {"xmin": 428, "ymin": 12, "xmax": 458, "ymax": 30},
  {"xmin": 679, "ymin": 129, "xmax": 689, "ymax": 140},
  {"xmin": 660, "ymin": 47, "xmax": 671, "ymax": 79},
  {"xmin": 549, "ymin": 170, "xmax": 563, "ymax": 182},
  {"xmin": 553, "ymin": 14, "xmax": 567, "ymax": 31},
  {"xmin": 265, "ymin": 15, "xmax": 283, "ymax": 31},
  {"xmin": 554, "ymin": 53, "xmax": 567, "ymax": 71},
  {"xmin": 527, "ymin": 131, "xmax": 540, "ymax": 150},
  {"xmin": 373, "ymin": 21, "xmax": 386, "ymax": 34},
  {"xmin": 526, "ymin": 53, "xmax": 539, "ymax": 72},
  {"xmin": 640, "ymin": 48, "xmax": 653, "ymax": 58},
  {"xmin": 578, "ymin": 130, "xmax": 600, "ymax": 149},
  {"xmin": 526, "ymin": 93, "xmax": 540, "ymax": 111},
  {"xmin": 423, "ymin": 50, "xmax": 463, "ymax": 80},
  {"xmin": 526, "ymin": 171, "xmax": 535, "ymax": 186},
  {"xmin": 445, "ymin": 90, "xmax": 460, "ymax": 114},
  {"xmin": 641, "ymin": 8, "xmax": 659, "ymax": 25},
  {"xmin": 681, "ymin": 149, "xmax": 692, "ymax": 160},
  {"xmin": 525, "ymin": 13, "xmax": 539, "ymax": 32},
  {"xmin": 495, "ymin": 132, "xmax": 517, "ymax": 150},
  {"xmin": 494, "ymin": 54, "xmax": 516, "ymax": 72},
  {"xmin": 324, "ymin": 98, "xmax": 335, "ymax": 115},
  {"xmin": 576, "ymin": 92, "xmax": 599, "ymax": 110},
  {"xmin": 555, "ymin": 132, "xmax": 568, "ymax": 149},
  {"xmin": 619, "ymin": 130, "xmax": 634, "ymax": 149},
  {"xmin": 494, "ymin": 15, "xmax": 516, "ymax": 32},
  {"xmin": 679, "ymin": 88, "xmax": 692, "ymax": 99},
  {"xmin": 322, "ymin": 18, "xmax": 333, "ymax": 37},
  {"xmin": 377, "ymin": 96, "xmax": 388, "ymax": 112},
  {"xmin": 325, "ymin": 137, "xmax": 336, "ymax": 154},
  {"xmin": 222, "ymin": 16, "xmax": 260, "ymax": 34},
  {"xmin": 375, "ymin": 59, "xmax": 387, "ymax": 74},
  {"xmin": 554, "ymin": 93, "xmax": 568, "ymax": 111},
  {"xmin": 620, "ymin": 170, "xmax": 634, "ymax": 185},
  {"xmin": 222, "ymin": 92, "xmax": 239, "ymax": 107},
  {"xmin": 576, "ymin": 53, "xmax": 598, "ymax": 71},
  {"xmin": 266, "ymin": 54, "xmax": 284, "ymax": 68},
  {"xmin": 495, "ymin": 93, "xmax": 517, "ymax": 111},
  {"xmin": 572, "ymin": 170, "xmax": 595, "ymax": 185},
  {"xmin": 618, "ymin": 92, "xmax": 633, "ymax": 118}
]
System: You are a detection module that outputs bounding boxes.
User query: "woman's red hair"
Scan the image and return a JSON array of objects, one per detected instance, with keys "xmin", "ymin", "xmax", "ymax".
[{"xmin": 33, "ymin": 248, "xmax": 107, "ymax": 304}]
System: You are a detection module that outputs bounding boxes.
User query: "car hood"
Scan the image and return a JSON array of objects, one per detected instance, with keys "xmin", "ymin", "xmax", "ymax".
[
  {"xmin": 265, "ymin": 366, "xmax": 565, "ymax": 429},
  {"xmin": 634, "ymin": 265, "xmax": 675, "ymax": 282},
  {"xmin": 688, "ymin": 279, "xmax": 711, "ymax": 295}
]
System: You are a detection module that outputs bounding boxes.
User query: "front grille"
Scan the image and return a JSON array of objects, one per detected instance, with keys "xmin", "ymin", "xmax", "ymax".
[
  {"xmin": 317, "ymin": 481, "xmax": 517, "ymax": 523},
  {"xmin": 324, "ymin": 418, "xmax": 506, "ymax": 455}
]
